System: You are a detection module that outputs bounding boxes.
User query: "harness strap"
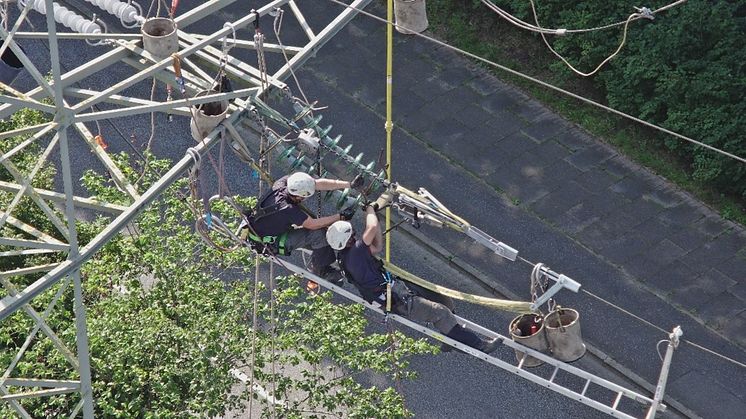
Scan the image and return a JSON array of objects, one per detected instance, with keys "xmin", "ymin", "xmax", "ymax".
[{"xmin": 247, "ymin": 231, "xmax": 289, "ymax": 255}]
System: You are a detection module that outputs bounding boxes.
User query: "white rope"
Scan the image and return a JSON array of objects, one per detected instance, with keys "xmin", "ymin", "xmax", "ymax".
[
  {"xmin": 480, "ymin": 0, "xmax": 688, "ymax": 76},
  {"xmin": 324, "ymin": 0, "xmax": 746, "ymax": 164},
  {"xmin": 480, "ymin": 0, "xmax": 686, "ymax": 35},
  {"xmin": 272, "ymin": 7, "xmax": 312, "ymax": 107},
  {"xmin": 528, "ymin": 0, "xmax": 641, "ymax": 77}
]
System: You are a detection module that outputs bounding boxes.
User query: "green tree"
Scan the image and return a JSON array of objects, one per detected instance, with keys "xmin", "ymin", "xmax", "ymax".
[
  {"xmin": 1, "ymin": 147, "xmax": 434, "ymax": 417},
  {"xmin": 439, "ymin": 1, "xmax": 746, "ymax": 202}
]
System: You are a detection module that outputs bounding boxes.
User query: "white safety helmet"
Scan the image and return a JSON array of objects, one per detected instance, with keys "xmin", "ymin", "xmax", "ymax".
[
  {"xmin": 287, "ymin": 172, "xmax": 316, "ymax": 198},
  {"xmin": 326, "ymin": 221, "xmax": 353, "ymax": 250}
]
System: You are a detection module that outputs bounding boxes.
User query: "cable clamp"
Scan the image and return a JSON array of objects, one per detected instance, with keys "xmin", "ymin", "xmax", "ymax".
[
  {"xmin": 186, "ymin": 147, "xmax": 201, "ymax": 172},
  {"xmin": 634, "ymin": 6, "xmax": 655, "ymax": 20},
  {"xmin": 250, "ymin": 8, "xmax": 260, "ymax": 32}
]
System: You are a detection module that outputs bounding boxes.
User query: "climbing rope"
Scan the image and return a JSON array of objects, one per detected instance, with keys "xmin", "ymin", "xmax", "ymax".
[{"xmin": 272, "ymin": 7, "xmax": 313, "ymax": 109}]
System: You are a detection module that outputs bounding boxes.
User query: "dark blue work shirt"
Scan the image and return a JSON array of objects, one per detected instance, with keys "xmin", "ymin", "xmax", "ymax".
[
  {"xmin": 250, "ymin": 176, "xmax": 307, "ymax": 237},
  {"xmin": 340, "ymin": 239, "xmax": 385, "ymax": 302}
]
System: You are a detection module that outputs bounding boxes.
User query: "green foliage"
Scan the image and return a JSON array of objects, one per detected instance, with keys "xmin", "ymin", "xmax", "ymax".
[
  {"xmin": 2, "ymin": 153, "xmax": 434, "ymax": 417},
  {"xmin": 476, "ymin": 0, "xmax": 746, "ymax": 195},
  {"xmin": 0, "ymin": 108, "xmax": 59, "ymax": 273},
  {"xmin": 429, "ymin": 0, "xmax": 746, "ymax": 219}
]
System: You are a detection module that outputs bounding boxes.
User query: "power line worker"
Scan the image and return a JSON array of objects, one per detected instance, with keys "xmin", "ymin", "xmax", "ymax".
[
  {"xmin": 325, "ymin": 203, "xmax": 500, "ymax": 354},
  {"xmin": 241, "ymin": 172, "xmax": 363, "ymax": 278}
]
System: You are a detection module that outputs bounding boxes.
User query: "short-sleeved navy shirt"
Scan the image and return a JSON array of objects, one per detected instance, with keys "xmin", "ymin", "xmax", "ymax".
[
  {"xmin": 340, "ymin": 239, "xmax": 385, "ymax": 301},
  {"xmin": 250, "ymin": 176, "xmax": 308, "ymax": 237}
]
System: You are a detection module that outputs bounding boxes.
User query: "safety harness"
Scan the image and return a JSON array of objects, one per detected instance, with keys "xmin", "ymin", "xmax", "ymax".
[
  {"xmin": 241, "ymin": 188, "xmax": 292, "ymax": 255},
  {"xmin": 336, "ymin": 248, "xmax": 412, "ymax": 312}
]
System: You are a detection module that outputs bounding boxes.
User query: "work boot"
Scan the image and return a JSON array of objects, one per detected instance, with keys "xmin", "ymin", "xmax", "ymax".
[
  {"xmin": 319, "ymin": 266, "xmax": 344, "ymax": 285},
  {"xmin": 310, "ymin": 265, "xmax": 345, "ymax": 285},
  {"xmin": 444, "ymin": 325, "xmax": 499, "ymax": 354},
  {"xmin": 477, "ymin": 337, "xmax": 500, "ymax": 354}
]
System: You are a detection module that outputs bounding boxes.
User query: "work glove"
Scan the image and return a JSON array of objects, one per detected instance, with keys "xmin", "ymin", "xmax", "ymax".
[
  {"xmin": 350, "ymin": 173, "xmax": 366, "ymax": 192},
  {"xmin": 367, "ymin": 192, "xmax": 393, "ymax": 212},
  {"xmin": 339, "ymin": 205, "xmax": 357, "ymax": 221}
]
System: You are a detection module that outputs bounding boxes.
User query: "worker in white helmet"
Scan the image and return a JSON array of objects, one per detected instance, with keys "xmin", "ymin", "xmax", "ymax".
[
  {"xmin": 326, "ymin": 202, "xmax": 499, "ymax": 354},
  {"xmin": 241, "ymin": 171, "xmax": 364, "ymax": 279}
]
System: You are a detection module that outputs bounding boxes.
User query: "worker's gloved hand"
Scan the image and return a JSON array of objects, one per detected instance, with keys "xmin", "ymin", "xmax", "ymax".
[
  {"xmin": 339, "ymin": 206, "xmax": 356, "ymax": 221},
  {"xmin": 370, "ymin": 192, "xmax": 392, "ymax": 212},
  {"xmin": 350, "ymin": 174, "xmax": 366, "ymax": 192}
]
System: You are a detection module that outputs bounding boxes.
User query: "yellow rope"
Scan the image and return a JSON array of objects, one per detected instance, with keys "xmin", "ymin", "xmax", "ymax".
[
  {"xmin": 384, "ymin": 0, "xmax": 394, "ymax": 312},
  {"xmin": 382, "ymin": 260, "xmax": 534, "ymax": 314}
]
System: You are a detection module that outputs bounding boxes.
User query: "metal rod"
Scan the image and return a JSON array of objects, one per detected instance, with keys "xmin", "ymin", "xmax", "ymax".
[
  {"xmin": 273, "ymin": 0, "xmax": 373, "ymax": 81},
  {"xmin": 41, "ymin": 0, "xmax": 95, "ymax": 412},
  {"xmin": 0, "ymin": 124, "xmax": 57, "ymax": 164},
  {"xmin": 0, "ymin": 122, "xmax": 57, "ymax": 141},
  {"xmin": 645, "ymin": 326, "xmax": 682, "ymax": 419},
  {"xmin": 0, "ymin": 387, "xmax": 79, "ymax": 401},
  {"xmin": 0, "ymin": 26, "xmax": 56, "ymax": 98},
  {"xmin": 64, "ymin": 88, "xmax": 192, "ymax": 116},
  {"xmin": 0, "ymin": 237, "xmax": 69, "ymax": 251},
  {"xmin": 0, "ymin": 180, "xmax": 128, "ymax": 214},
  {"xmin": 189, "ymin": 34, "xmax": 302, "ymax": 54},
  {"xmin": 71, "ymin": 115, "xmax": 140, "ymax": 200},
  {"xmin": 0, "ymin": 156, "xmax": 70, "ymax": 239},
  {"xmin": 0, "ymin": 94, "xmax": 57, "ymax": 113},
  {"xmin": 70, "ymin": 0, "xmax": 292, "ymax": 113},
  {"xmin": 0, "ymin": 48, "xmax": 129, "ymax": 120},
  {"xmin": 0, "ymin": 209, "xmax": 67, "ymax": 245},
  {"xmin": 73, "ymin": 87, "xmax": 259, "ymax": 123},
  {"xmin": 288, "ymin": 0, "xmax": 315, "ymax": 40},
  {"xmin": 0, "ymin": 276, "xmax": 79, "ymax": 372},
  {"xmin": 2, "ymin": 378, "xmax": 81, "ymax": 388},
  {"xmin": 0, "ymin": 263, "xmax": 60, "ymax": 278},
  {"xmin": 12, "ymin": 32, "xmax": 141, "ymax": 39},
  {"xmin": 0, "ymin": 135, "xmax": 61, "ymax": 234}
]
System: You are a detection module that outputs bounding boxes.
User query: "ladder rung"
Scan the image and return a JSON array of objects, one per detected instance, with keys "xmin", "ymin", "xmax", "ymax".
[
  {"xmin": 549, "ymin": 366, "xmax": 559, "ymax": 383},
  {"xmin": 611, "ymin": 392, "xmax": 623, "ymax": 410},
  {"xmin": 581, "ymin": 379, "xmax": 591, "ymax": 396},
  {"xmin": 516, "ymin": 354, "xmax": 526, "ymax": 369}
]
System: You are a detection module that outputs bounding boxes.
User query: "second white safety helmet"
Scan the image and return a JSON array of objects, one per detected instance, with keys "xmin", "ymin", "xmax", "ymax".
[
  {"xmin": 287, "ymin": 172, "xmax": 316, "ymax": 198},
  {"xmin": 326, "ymin": 221, "xmax": 353, "ymax": 250}
]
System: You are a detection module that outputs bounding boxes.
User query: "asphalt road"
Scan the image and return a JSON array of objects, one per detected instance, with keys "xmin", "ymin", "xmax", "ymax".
[{"xmin": 8, "ymin": 0, "xmax": 745, "ymax": 417}]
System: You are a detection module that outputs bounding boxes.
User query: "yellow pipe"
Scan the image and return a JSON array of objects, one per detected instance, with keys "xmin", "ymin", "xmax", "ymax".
[
  {"xmin": 384, "ymin": 0, "xmax": 394, "ymax": 312},
  {"xmin": 385, "ymin": 0, "xmax": 394, "ymax": 263}
]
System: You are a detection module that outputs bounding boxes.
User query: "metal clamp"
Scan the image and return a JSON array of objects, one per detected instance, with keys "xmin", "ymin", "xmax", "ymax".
[{"xmin": 529, "ymin": 267, "xmax": 581, "ymax": 311}]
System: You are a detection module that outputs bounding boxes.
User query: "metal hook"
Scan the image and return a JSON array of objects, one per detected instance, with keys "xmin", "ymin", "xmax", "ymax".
[
  {"xmin": 120, "ymin": 0, "xmax": 144, "ymax": 29},
  {"xmin": 85, "ymin": 14, "xmax": 109, "ymax": 47},
  {"xmin": 222, "ymin": 21, "xmax": 236, "ymax": 53}
]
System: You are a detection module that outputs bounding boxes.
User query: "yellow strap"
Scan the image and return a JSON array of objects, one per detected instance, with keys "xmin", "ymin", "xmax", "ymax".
[{"xmin": 382, "ymin": 260, "xmax": 535, "ymax": 314}]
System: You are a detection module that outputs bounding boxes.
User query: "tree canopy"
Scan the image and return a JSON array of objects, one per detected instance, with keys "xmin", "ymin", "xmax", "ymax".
[{"xmin": 1, "ymin": 112, "xmax": 435, "ymax": 417}]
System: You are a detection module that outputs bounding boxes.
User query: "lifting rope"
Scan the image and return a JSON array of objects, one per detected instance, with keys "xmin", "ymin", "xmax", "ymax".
[{"xmin": 383, "ymin": 261, "xmax": 533, "ymax": 314}]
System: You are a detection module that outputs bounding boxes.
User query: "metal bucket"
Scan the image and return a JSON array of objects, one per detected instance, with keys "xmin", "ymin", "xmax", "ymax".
[
  {"xmin": 141, "ymin": 18, "xmax": 178, "ymax": 59},
  {"xmin": 509, "ymin": 313, "xmax": 548, "ymax": 367},
  {"xmin": 1, "ymin": 44, "xmax": 24, "ymax": 85},
  {"xmin": 189, "ymin": 90, "xmax": 229, "ymax": 140},
  {"xmin": 545, "ymin": 308, "xmax": 586, "ymax": 362},
  {"xmin": 393, "ymin": 0, "xmax": 428, "ymax": 34}
]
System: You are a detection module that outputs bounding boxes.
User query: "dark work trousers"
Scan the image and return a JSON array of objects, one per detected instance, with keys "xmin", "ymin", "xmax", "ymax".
[
  {"xmin": 402, "ymin": 281, "xmax": 455, "ymax": 312},
  {"xmin": 284, "ymin": 228, "xmax": 335, "ymax": 274},
  {"xmin": 391, "ymin": 281, "xmax": 459, "ymax": 335}
]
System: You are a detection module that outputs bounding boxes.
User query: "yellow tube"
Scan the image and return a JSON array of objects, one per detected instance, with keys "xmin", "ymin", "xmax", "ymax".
[
  {"xmin": 385, "ymin": 0, "xmax": 394, "ymax": 312},
  {"xmin": 383, "ymin": 261, "xmax": 535, "ymax": 314}
]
